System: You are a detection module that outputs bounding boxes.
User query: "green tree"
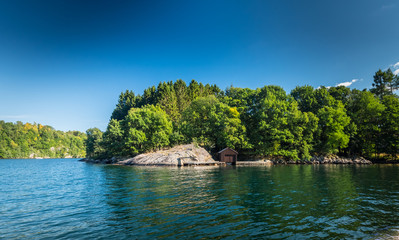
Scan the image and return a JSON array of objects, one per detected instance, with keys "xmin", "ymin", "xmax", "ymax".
[
  {"xmin": 222, "ymin": 87, "xmax": 255, "ymax": 113},
  {"xmin": 111, "ymin": 90, "xmax": 139, "ymax": 120},
  {"xmin": 250, "ymin": 91, "xmax": 318, "ymax": 160},
  {"xmin": 290, "ymin": 85, "xmax": 318, "ymax": 113},
  {"xmin": 155, "ymin": 81, "xmax": 179, "ymax": 121},
  {"xmin": 94, "ymin": 75, "xmax": 399, "ymax": 161},
  {"xmin": 381, "ymin": 95, "xmax": 399, "ymax": 160},
  {"xmin": 0, "ymin": 121, "xmax": 86, "ymax": 159},
  {"xmin": 370, "ymin": 69, "xmax": 398, "ymax": 98},
  {"xmin": 347, "ymin": 90, "xmax": 385, "ymax": 157},
  {"xmin": 86, "ymin": 128, "xmax": 104, "ymax": 158},
  {"xmin": 142, "ymin": 86, "xmax": 157, "ymax": 106},
  {"xmin": 102, "ymin": 119, "xmax": 124, "ymax": 157},
  {"xmin": 291, "ymin": 86, "xmax": 351, "ymax": 154},
  {"xmin": 122, "ymin": 105, "xmax": 173, "ymax": 155},
  {"xmin": 316, "ymin": 103, "xmax": 351, "ymax": 154},
  {"xmin": 328, "ymin": 86, "xmax": 351, "ymax": 105},
  {"xmin": 181, "ymin": 96, "xmax": 248, "ymax": 151},
  {"xmin": 174, "ymin": 79, "xmax": 190, "ymax": 114}
]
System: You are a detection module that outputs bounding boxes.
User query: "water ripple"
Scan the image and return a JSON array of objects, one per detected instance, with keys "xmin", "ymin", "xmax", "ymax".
[{"xmin": 1, "ymin": 160, "xmax": 399, "ymax": 239}]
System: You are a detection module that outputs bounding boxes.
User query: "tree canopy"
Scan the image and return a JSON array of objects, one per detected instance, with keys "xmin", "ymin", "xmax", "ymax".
[
  {"xmin": 84, "ymin": 70, "xmax": 399, "ymax": 161},
  {"xmin": 180, "ymin": 95, "xmax": 248, "ymax": 151},
  {"xmin": 370, "ymin": 69, "xmax": 399, "ymax": 98},
  {"xmin": 3, "ymin": 68, "xmax": 397, "ymax": 161},
  {"xmin": 0, "ymin": 121, "xmax": 86, "ymax": 159}
]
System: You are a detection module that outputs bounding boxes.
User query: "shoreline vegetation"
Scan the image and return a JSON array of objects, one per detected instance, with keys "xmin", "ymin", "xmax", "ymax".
[
  {"xmin": 1, "ymin": 69, "xmax": 398, "ymax": 163},
  {"xmin": 84, "ymin": 68, "xmax": 399, "ymax": 165},
  {"xmin": 81, "ymin": 144, "xmax": 373, "ymax": 166},
  {"xmin": 0, "ymin": 121, "xmax": 86, "ymax": 159}
]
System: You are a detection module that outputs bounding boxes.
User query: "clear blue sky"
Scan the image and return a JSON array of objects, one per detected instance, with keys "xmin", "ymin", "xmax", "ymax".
[{"xmin": 1, "ymin": 0, "xmax": 398, "ymax": 132}]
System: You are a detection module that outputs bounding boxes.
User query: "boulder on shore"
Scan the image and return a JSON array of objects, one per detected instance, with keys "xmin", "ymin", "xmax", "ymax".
[
  {"xmin": 309, "ymin": 155, "xmax": 372, "ymax": 164},
  {"xmin": 117, "ymin": 144, "xmax": 218, "ymax": 166}
]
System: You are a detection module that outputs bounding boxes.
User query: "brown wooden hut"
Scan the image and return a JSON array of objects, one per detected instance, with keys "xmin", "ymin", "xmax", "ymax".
[{"xmin": 218, "ymin": 147, "xmax": 238, "ymax": 164}]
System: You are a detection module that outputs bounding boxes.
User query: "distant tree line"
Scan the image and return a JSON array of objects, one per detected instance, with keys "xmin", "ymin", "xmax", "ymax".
[
  {"xmin": 0, "ymin": 121, "xmax": 86, "ymax": 159},
  {"xmin": 86, "ymin": 69, "xmax": 399, "ymax": 161}
]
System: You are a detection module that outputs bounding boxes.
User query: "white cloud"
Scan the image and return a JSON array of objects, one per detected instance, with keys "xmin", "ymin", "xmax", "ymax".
[
  {"xmin": 394, "ymin": 69, "xmax": 399, "ymax": 75},
  {"xmin": 336, "ymin": 79, "xmax": 359, "ymax": 87},
  {"xmin": 394, "ymin": 62, "xmax": 399, "ymax": 68}
]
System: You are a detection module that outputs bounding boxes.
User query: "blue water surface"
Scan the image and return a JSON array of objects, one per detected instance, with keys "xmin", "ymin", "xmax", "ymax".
[{"xmin": 1, "ymin": 159, "xmax": 399, "ymax": 239}]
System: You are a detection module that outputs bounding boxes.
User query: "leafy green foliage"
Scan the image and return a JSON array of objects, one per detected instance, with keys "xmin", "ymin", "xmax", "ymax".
[
  {"xmin": 110, "ymin": 90, "xmax": 140, "ymax": 121},
  {"xmin": 249, "ymin": 90, "xmax": 318, "ymax": 160},
  {"xmin": 346, "ymin": 90, "xmax": 385, "ymax": 157},
  {"xmin": 101, "ymin": 120, "xmax": 123, "ymax": 157},
  {"xmin": 290, "ymin": 85, "xmax": 318, "ymax": 112},
  {"xmin": 5, "ymin": 71, "xmax": 399, "ymax": 161},
  {"xmin": 0, "ymin": 121, "xmax": 86, "ymax": 159},
  {"xmin": 122, "ymin": 105, "xmax": 172, "ymax": 155},
  {"xmin": 381, "ymin": 95, "xmax": 399, "ymax": 159},
  {"xmin": 86, "ymin": 127, "xmax": 104, "ymax": 158},
  {"xmin": 89, "ymin": 105, "xmax": 173, "ymax": 159},
  {"xmin": 110, "ymin": 80, "xmax": 222, "ymax": 123},
  {"xmin": 370, "ymin": 69, "xmax": 399, "ymax": 98},
  {"xmin": 316, "ymin": 103, "xmax": 350, "ymax": 153},
  {"xmin": 328, "ymin": 86, "xmax": 352, "ymax": 105},
  {"xmin": 180, "ymin": 96, "xmax": 248, "ymax": 151},
  {"xmin": 87, "ymin": 72, "xmax": 399, "ymax": 161},
  {"xmin": 291, "ymin": 86, "xmax": 351, "ymax": 154}
]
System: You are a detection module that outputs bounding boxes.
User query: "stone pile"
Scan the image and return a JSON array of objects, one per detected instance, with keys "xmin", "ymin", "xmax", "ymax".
[
  {"xmin": 117, "ymin": 144, "xmax": 217, "ymax": 166},
  {"xmin": 309, "ymin": 155, "xmax": 372, "ymax": 164}
]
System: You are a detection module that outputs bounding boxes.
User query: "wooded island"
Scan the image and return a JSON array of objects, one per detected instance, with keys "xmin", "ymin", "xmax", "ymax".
[
  {"xmin": 85, "ymin": 68, "xmax": 399, "ymax": 162},
  {"xmin": 1, "ymin": 69, "xmax": 398, "ymax": 161}
]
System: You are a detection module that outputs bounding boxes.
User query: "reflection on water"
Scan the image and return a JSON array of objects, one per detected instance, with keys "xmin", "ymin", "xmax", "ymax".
[
  {"xmin": 1, "ymin": 159, "xmax": 399, "ymax": 239},
  {"xmin": 101, "ymin": 164, "xmax": 399, "ymax": 239}
]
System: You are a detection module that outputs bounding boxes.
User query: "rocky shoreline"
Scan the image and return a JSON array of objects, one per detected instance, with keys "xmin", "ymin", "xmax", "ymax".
[
  {"xmin": 80, "ymin": 144, "xmax": 375, "ymax": 166},
  {"xmin": 81, "ymin": 146, "xmax": 373, "ymax": 166},
  {"xmin": 277, "ymin": 156, "xmax": 372, "ymax": 165},
  {"xmin": 240, "ymin": 155, "xmax": 372, "ymax": 165},
  {"xmin": 81, "ymin": 144, "xmax": 220, "ymax": 166}
]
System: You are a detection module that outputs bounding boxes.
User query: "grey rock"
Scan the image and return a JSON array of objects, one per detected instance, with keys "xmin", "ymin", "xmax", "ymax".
[{"xmin": 117, "ymin": 144, "xmax": 218, "ymax": 166}]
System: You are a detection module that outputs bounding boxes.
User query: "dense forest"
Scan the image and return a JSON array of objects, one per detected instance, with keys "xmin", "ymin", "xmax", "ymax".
[
  {"xmin": 86, "ymin": 68, "xmax": 399, "ymax": 161},
  {"xmin": 0, "ymin": 121, "xmax": 86, "ymax": 159}
]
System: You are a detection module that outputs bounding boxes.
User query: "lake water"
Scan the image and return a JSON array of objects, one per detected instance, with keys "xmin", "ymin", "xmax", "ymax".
[{"xmin": 1, "ymin": 159, "xmax": 399, "ymax": 239}]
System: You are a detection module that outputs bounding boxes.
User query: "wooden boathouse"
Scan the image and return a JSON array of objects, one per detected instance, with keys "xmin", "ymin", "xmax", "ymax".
[{"xmin": 218, "ymin": 147, "xmax": 238, "ymax": 164}]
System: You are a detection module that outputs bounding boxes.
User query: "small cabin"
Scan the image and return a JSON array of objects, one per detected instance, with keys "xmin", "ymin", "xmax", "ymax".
[{"xmin": 218, "ymin": 147, "xmax": 238, "ymax": 164}]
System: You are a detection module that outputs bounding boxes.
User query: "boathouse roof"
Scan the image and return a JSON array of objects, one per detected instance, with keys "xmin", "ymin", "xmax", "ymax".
[{"xmin": 218, "ymin": 147, "xmax": 238, "ymax": 154}]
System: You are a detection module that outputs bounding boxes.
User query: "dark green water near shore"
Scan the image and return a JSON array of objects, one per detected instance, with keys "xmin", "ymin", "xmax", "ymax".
[{"xmin": 1, "ymin": 159, "xmax": 399, "ymax": 239}]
